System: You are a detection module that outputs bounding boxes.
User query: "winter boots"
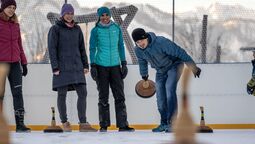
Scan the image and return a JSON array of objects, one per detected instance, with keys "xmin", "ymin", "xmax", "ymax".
[
  {"xmin": 99, "ymin": 127, "xmax": 107, "ymax": 132},
  {"xmin": 79, "ymin": 122, "xmax": 97, "ymax": 132},
  {"xmin": 62, "ymin": 122, "xmax": 98, "ymax": 132},
  {"xmin": 62, "ymin": 121, "xmax": 72, "ymax": 132},
  {"xmin": 119, "ymin": 126, "xmax": 135, "ymax": 132},
  {"xmin": 15, "ymin": 109, "xmax": 31, "ymax": 132},
  {"xmin": 152, "ymin": 124, "xmax": 169, "ymax": 132}
]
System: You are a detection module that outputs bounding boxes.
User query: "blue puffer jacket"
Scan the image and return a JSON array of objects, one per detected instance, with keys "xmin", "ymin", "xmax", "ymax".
[
  {"xmin": 89, "ymin": 21, "xmax": 126, "ymax": 67},
  {"xmin": 135, "ymin": 32, "xmax": 195, "ymax": 76}
]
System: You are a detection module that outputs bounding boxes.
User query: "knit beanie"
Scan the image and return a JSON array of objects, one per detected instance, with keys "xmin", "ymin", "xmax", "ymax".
[
  {"xmin": 97, "ymin": 6, "xmax": 111, "ymax": 17},
  {"xmin": 132, "ymin": 28, "xmax": 148, "ymax": 42},
  {"xmin": 60, "ymin": 3, "xmax": 74, "ymax": 17},
  {"xmin": 1, "ymin": 0, "xmax": 16, "ymax": 11}
]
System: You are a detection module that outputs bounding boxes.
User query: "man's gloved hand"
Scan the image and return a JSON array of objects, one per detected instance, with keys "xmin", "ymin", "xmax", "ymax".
[
  {"xmin": 90, "ymin": 63, "xmax": 97, "ymax": 81},
  {"xmin": 142, "ymin": 75, "xmax": 149, "ymax": 81},
  {"xmin": 22, "ymin": 64, "xmax": 28, "ymax": 76},
  {"xmin": 192, "ymin": 66, "xmax": 201, "ymax": 78},
  {"xmin": 121, "ymin": 61, "xmax": 128, "ymax": 79}
]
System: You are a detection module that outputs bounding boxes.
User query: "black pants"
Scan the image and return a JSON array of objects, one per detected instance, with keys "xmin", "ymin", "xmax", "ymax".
[
  {"xmin": 96, "ymin": 65, "xmax": 128, "ymax": 128},
  {"xmin": 8, "ymin": 62, "xmax": 24, "ymax": 112},
  {"xmin": 57, "ymin": 84, "xmax": 87, "ymax": 123}
]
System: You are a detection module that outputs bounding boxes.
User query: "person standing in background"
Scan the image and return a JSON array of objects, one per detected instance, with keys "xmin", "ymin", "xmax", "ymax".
[
  {"xmin": 0, "ymin": 0, "xmax": 30, "ymax": 132},
  {"xmin": 89, "ymin": 6, "xmax": 134, "ymax": 132},
  {"xmin": 48, "ymin": 3, "xmax": 97, "ymax": 132}
]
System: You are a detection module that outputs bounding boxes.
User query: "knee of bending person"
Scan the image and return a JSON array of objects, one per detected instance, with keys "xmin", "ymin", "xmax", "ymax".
[
  {"xmin": 167, "ymin": 88, "xmax": 176, "ymax": 94},
  {"xmin": 166, "ymin": 82, "xmax": 177, "ymax": 91}
]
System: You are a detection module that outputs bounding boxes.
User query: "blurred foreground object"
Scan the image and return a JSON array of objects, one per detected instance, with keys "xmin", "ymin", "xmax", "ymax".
[
  {"xmin": 0, "ymin": 112, "xmax": 9, "ymax": 144},
  {"xmin": 173, "ymin": 68, "xmax": 197, "ymax": 144}
]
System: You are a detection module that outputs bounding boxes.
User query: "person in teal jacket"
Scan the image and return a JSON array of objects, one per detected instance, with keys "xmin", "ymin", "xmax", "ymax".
[{"xmin": 89, "ymin": 6, "xmax": 134, "ymax": 132}]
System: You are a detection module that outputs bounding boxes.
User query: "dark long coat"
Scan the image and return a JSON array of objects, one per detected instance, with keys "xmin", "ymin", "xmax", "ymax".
[{"xmin": 48, "ymin": 20, "xmax": 89, "ymax": 91}]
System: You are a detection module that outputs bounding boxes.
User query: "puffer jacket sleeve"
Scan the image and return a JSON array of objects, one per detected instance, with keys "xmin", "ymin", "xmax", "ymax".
[
  {"xmin": 48, "ymin": 25, "xmax": 59, "ymax": 72},
  {"xmin": 89, "ymin": 27, "xmax": 97, "ymax": 64},
  {"xmin": 135, "ymin": 47, "xmax": 148, "ymax": 77},
  {"xmin": 118, "ymin": 26, "xmax": 126, "ymax": 62},
  {"xmin": 18, "ymin": 26, "xmax": 27, "ymax": 65},
  {"xmin": 78, "ymin": 27, "xmax": 89, "ymax": 69}
]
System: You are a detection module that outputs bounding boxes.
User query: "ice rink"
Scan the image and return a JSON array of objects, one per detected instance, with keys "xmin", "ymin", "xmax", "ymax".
[{"xmin": 10, "ymin": 130, "xmax": 255, "ymax": 144}]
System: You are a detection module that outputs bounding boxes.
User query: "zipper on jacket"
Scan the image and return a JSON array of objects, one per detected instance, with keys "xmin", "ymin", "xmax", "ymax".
[
  {"xmin": 9, "ymin": 23, "xmax": 13, "ymax": 62},
  {"xmin": 109, "ymin": 28, "xmax": 112, "ymax": 66}
]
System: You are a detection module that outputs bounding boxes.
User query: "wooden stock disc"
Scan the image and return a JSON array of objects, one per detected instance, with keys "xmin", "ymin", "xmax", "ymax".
[{"xmin": 135, "ymin": 80, "xmax": 156, "ymax": 98}]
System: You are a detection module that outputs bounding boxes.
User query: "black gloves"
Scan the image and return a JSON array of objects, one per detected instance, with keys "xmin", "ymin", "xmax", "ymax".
[
  {"xmin": 121, "ymin": 61, "xmax": 128, "ymax": 79},
  {"xmin": 22, "ymin": 64, "xmax": 28, "ymax": 76},
  {"xmin": 192, "ymin": 66, "xmax": 201, "ymax": 78},
  {"xmin": 90, "ymin": 63, "xmax": 97, "ymax": 81},
  {"xmin": 142, "ymin": 75, "xmax": 149, "ymax": 81}
]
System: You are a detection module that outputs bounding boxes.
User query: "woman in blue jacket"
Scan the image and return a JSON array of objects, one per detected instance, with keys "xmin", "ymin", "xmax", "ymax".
[
  {"xmin": 89, "ymin": 6, "xmax": 134, "ymax": 132},
  {"xmin": 132, "ymin": 28, "xmax": 201, "ymax": 132}
]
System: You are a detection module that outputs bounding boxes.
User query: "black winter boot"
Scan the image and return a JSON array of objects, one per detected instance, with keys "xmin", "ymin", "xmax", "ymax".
[
  {"xmin": 15, "ymin": 109, "xmax": 31, "ymax": 133},
  {"xmin": 99, "ymin": 127, "xmax": 107, "ymax": 132},
  {"xmin": 119, "ymin": 126, "xmax": 135, "ymax": 132}
]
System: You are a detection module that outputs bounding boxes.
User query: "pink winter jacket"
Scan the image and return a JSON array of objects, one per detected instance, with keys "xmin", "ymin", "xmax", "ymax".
[{"xmin": 0, "ymin": 14, "xmax": 27, "ymax": 65}]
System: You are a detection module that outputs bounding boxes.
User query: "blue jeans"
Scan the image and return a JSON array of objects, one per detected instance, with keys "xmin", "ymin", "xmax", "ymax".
[{"xmin": 155, "ymin": 63, "xmax": 183, "ymax": 125}]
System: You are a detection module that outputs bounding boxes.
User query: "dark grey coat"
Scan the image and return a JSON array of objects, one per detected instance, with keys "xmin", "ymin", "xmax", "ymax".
[{"xmin": 48, "ymin": 20, "xmax": 89, "ymax": 91}]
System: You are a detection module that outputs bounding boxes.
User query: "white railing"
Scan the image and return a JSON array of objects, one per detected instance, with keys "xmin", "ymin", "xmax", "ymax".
[{"xmin": 3, "ymin": 63, "xmax": 255, "ymax": 125}]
